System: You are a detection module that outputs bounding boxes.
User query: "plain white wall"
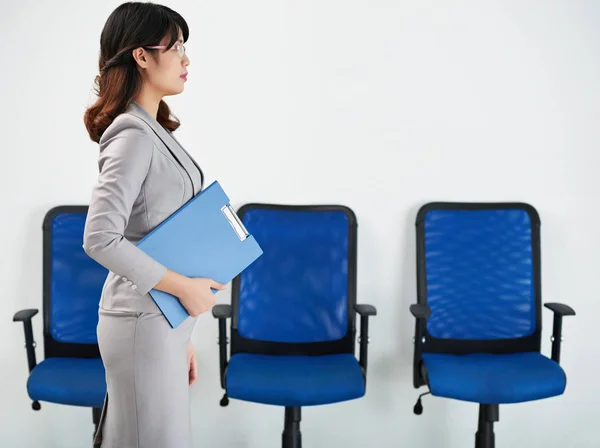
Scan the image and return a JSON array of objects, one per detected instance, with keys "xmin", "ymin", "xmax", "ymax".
[{"xmin": 1, "ymin": 1, "xmax": 599, "ymax": 447}]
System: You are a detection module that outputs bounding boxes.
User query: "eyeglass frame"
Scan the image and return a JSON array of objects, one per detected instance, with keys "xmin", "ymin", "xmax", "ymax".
[{"xmin": 146, "ymin": 43, "xmax": 186, "ymax": 58}]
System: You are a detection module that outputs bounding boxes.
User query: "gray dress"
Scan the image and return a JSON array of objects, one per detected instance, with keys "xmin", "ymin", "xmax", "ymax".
[{"xmin": 83, "ymin": 100, "xmax": 204, "ymax": 448}]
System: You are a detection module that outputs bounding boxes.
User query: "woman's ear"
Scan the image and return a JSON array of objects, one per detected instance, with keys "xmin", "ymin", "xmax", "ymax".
[{"xmin": 132, "ymin": 48, "xmax": 149, "ymax": 68}]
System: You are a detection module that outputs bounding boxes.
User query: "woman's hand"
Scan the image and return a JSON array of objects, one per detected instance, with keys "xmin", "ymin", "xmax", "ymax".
[
  {"xmin": 178, "ymin": 277, "xmax": 227, "ymax": 316},
  {"xmin": 154, "ymin": 270, "xmax": 227, "ymax": 317},
  {"xmin": 187, "ymin": 341, "xmax": 198, "ymax": 387}
]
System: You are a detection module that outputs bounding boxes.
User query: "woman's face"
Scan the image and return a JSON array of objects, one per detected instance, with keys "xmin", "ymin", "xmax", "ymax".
[{"xmin": 138, "ymin": 31, "xmax": 190, "ymax": 97}]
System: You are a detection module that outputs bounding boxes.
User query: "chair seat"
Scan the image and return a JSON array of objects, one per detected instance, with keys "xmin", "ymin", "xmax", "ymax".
[
  {"xmin": 422, "ymin": 352, "xmax": 566, "ymax": 404},
  {"xmin": 225, "ymin": 353, "xmax": 365, "ymax": 407},
  {"xmin": 27, "ymin": 358, "xmax": 106, "ymax": 408}
]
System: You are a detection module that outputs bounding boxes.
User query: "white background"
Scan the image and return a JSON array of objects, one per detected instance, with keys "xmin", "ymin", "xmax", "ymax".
[{"xmin": 1, "ymin": 1, "xmax": 598, "ymax": 447}]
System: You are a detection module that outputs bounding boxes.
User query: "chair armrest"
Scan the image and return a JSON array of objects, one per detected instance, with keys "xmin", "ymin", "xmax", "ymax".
[
  {"xmin": 13, "ymin": 309, "xmax": 39, "ymax": 322},
  {"xmin": 410, "ymin": 304, "xmax": 431, "ymax": 319},
  {"xmin": 544, "ymin": 303, "xmax": 575, "ymax": 317},
  {"xmin": 212, "ymin": 304, "xmax": 232, "ymax": 319},
  {"xmin": 354, "ymin": 303, "xmax": 377, "ymax": 375},
  {"xmin": 354, "ymin": 304, "xmax": 377, "ymax": 316},
  {"xmin": 13, "ymin": 308, "xmax": 39, "ymax": 373},
  {"xmin": 212, "ymin": 304, "xmax": 231, "ymax": 403},
  {"xmin": 544, "ymin": 302, "xmax": 575, "ymax": 364},
  {"xmin": 410, "ymin": 304, "xmax": 430, "ymax": 388}
]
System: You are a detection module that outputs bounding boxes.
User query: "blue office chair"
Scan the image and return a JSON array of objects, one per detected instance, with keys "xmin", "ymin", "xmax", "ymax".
[
  {"xmin": 409, "ymin": 202, "xmax": 575, "ymax": 448},
  {"xmin": 212, "ymin": 204, "xmax": 377, "ymax": 448},
  {"xmin": 13, "ymin": 206, "xmax": 107, "ymax": 440}
]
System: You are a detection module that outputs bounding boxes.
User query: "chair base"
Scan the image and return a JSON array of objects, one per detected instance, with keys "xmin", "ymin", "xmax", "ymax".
[
  {"xmin": 282, "ymin": 407, "xmax": 301, "ymax": 448},
  {"xmin": 475, "ymin": 404, "xmax": 498, "ymax": 448}
]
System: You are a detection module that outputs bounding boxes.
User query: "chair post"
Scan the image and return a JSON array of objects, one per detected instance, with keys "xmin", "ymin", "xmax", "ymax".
[
  {"xmin": 218, "ymin": 314, "xmax": 230, "ymax": 407},
  {"xmin": 551, "ymin": 314, "xmax": 564, "ymax": 364},
  {"xmin": 212, "ymin": 304, "xmax": 232, "ymax": 407},
  {"xmin": 218, "ymin": 318, "xmax": 228, "ymax": 392},
  {"xmin": 93, "ymin": 407, "xmax": 102, "ymax": 440},
  {"xmin": 359, "ymin": 316, "xmax": 369, "ymax": 373},
  {"xmin": 282, "ymin": 407, "xmax": 301, "ymax": 448},
  {"xmin": 475, "ymin": 404, "xmax": 499, "ymax": 448}
]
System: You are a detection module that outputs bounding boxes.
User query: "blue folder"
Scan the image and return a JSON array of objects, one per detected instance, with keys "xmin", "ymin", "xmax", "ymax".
[{"xmin": 136, "ymin": 181, "xmax": 263, "ymax": 328}]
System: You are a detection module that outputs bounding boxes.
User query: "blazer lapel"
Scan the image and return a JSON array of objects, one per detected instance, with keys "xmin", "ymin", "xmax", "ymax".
[
  {"xmin": 166, "ymin": 129, "xmax": 204, "ymax": 192},
  {"xmin": 126, "ymin": 100, "xmax": 204, "ymax": 192}
]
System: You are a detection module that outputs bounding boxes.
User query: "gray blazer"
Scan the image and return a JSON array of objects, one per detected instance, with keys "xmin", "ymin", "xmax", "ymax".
[{"xmin": 83, "ymin": 100, "xmax": 204, "ymax": 313}]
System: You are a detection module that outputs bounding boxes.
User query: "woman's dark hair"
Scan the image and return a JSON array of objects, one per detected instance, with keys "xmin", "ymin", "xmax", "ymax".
[{"xmin": 84, "ymin": 2, "xmax": 189, "ymax": 143}]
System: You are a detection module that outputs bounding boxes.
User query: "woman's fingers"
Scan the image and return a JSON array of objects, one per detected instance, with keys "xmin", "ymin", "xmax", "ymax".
[{"xmin": 210, "ymin": 280, "xmax": 227, "ymax": 290}]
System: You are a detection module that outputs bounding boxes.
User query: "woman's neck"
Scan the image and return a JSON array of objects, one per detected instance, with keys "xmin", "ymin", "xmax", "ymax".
[{"xmin": 133, "ymin": 89, "xmax": 161, "ymax": 118}]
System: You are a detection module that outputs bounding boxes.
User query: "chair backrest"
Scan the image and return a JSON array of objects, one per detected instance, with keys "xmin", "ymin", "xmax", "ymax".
[
  {"xmin": 230, "ymin": 204, "xmax": 358, "ymax": 356},
  {"xmin": 416, "ymin": 202, "xmax": 542, "ymax": 355},
  {"xmin": 43, "ymin": 206, "xmax": 108, "ymax": 358}
]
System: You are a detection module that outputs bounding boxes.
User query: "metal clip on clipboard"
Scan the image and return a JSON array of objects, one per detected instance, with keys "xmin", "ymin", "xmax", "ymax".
[{"xmin": 221, "ymin": 204, "xmax": 249, "ymax": 241}]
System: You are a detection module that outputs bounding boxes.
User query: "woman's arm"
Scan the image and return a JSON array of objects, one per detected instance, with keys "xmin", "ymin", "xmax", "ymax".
[
  {"xmin": 83, "ymin": 118, "xmax": 171, "ymax": 296},
  {"xmin": 82, "ymin": 117, "xmax": 225, "ymax": 315}
]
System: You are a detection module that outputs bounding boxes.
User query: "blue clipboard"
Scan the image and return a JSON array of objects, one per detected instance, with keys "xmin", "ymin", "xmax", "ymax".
[{"xmin": 136, "ymin": 181, "xmax": 263, "ymax": 328}]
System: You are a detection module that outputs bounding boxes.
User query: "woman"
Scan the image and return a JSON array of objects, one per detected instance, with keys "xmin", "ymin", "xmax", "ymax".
[{"xmin": 82, "ymin": 3, "xmax": 225, "ymax": 447}]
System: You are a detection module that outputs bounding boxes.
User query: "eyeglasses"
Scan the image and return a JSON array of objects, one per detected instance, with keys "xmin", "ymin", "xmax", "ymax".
[{"xmin": 146, "ymin": 44, "xmax": 186, "ymax": 58}]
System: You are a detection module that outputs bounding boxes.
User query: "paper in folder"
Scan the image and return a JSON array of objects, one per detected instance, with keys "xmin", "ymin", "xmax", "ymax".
[{"xmin": 136, "ymin": 181, "xmax": 263, "ymax": 328}]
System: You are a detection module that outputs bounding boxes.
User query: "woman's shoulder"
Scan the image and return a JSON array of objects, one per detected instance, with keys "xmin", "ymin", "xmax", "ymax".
[
  {"xmin": 97, "ymin": 113, "xmax": 156, "ymax": 165},
  {"xmin": 99, "ymin": 112, "xmax": 152, "ymax": 147}
]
